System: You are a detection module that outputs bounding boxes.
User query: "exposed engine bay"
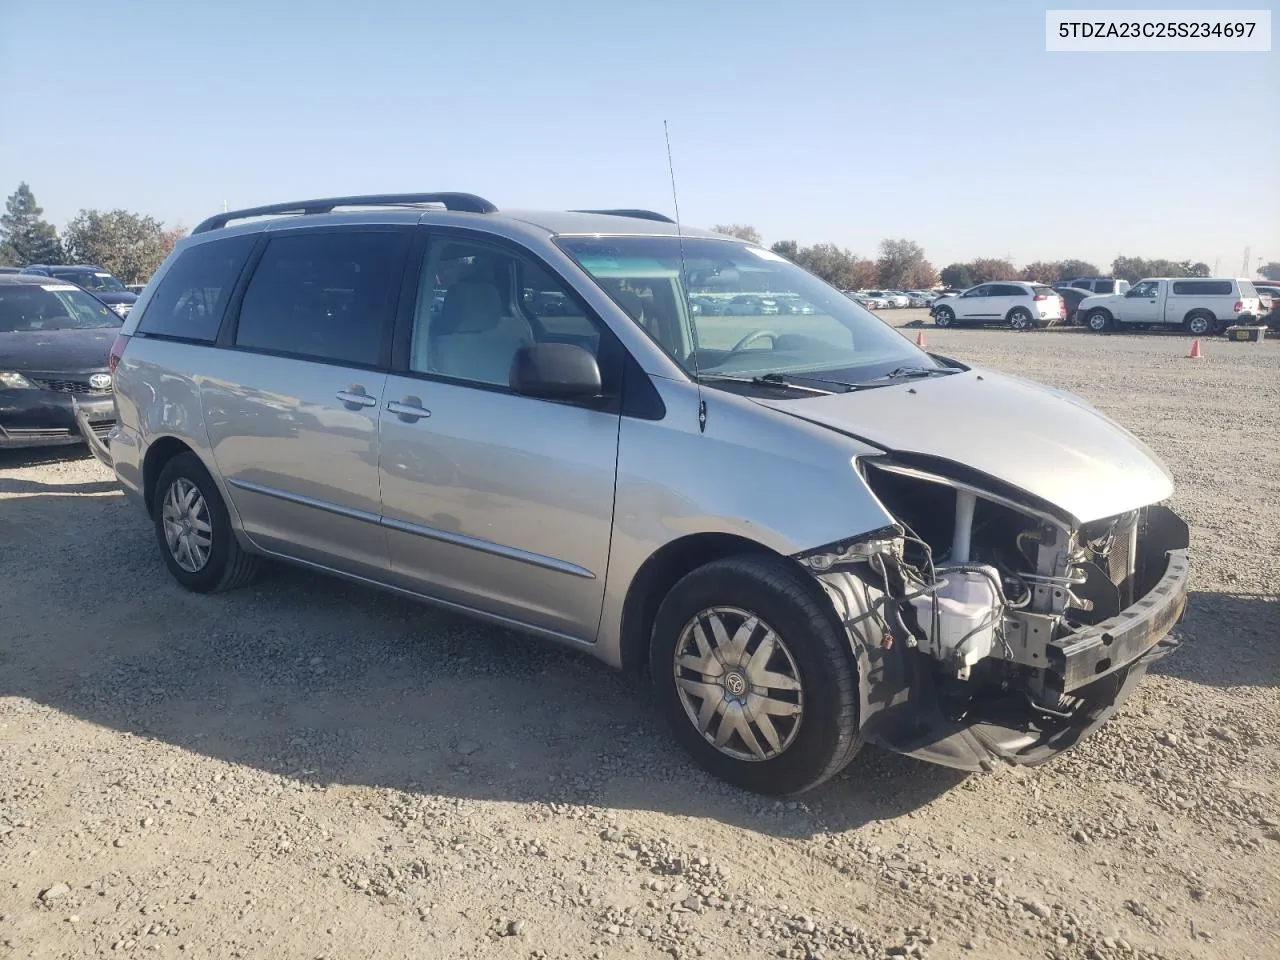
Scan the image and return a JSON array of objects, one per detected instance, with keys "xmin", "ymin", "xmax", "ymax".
[{"xmin": 795, "ymin": 457, "xmax": 1191, "ymax": 771}]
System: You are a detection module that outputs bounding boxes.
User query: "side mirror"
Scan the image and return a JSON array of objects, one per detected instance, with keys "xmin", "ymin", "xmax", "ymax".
[{"xmin": 510, "ymin": 342, "xmax": 602, "ymax": 400}]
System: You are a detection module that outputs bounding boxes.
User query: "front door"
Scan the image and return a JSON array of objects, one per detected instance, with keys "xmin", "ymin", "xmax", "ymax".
[
  {"xmin": 377, "ymin": 232, "xmax": 621, "ymax": 641},
  {"xmin": 202, "ymin": 227, "xmax": 410, "ymax": 578},
  {"xmin": 955, "ymin": 284, "xmax": 996, "ymax": 322},
  {"xmin": 1115, "ymin": 280, "xmax": 1162, "ymax": 324}
]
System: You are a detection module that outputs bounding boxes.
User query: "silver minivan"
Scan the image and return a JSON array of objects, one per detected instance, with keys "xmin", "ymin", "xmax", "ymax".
[{"xmin": 79, "ymin": 194, "xmax": 1190, "ymax": 795}]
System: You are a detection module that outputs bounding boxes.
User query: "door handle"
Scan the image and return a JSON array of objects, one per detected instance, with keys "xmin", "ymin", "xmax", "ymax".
[
  {"xmin": 336, "ymin": 389, "xmax": 377, "ymax": 409},
  {"xmin": 386, "ymin": 397, "xmax": 431, "ymax": 422}
]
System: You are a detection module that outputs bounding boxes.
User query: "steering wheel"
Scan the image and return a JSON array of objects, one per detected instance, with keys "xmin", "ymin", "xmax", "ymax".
[{"xmin": 729, "ymin": 329, "xmax": 779, "ymax": 353}]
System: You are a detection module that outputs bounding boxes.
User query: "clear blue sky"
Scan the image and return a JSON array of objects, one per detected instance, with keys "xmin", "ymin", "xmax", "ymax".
[{"xmin": 1, "ymin": 0, "xmax": 1276, "ymax": 273}]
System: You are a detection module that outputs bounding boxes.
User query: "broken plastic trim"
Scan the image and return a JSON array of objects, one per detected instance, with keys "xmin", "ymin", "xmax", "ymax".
[{"xmin": 792, "ymin": 524, "xmax": 904, "ymax": 572}]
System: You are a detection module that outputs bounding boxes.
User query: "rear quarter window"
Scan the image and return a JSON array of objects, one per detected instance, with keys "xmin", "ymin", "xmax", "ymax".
[
  {"xmin": 136, "ymin": 234, "xmax": 257, "ymax": 342},
  {"xmin": 1093, "ymin": 280, "xmax": 1115, "ymax": 293},
  {"xmin": 1171, "ymin": 280, "xmax": 1233, "ymax": 296}
]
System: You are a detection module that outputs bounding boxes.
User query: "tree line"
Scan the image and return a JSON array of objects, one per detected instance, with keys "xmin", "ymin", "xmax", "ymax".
[
  {"xmin": 713, "ymin": 224, "xmax": 1280, "ymax": 289},
  {"xmin": 3, "ymin": 189, "xmax": 1275, "ymax": 289},
  {"xmin": 0, "ymin": 183, "xmax": 186, "ymax": 284}
]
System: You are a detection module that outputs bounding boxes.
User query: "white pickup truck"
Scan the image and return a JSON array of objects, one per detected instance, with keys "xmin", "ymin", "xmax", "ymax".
[{"xmin": 1080, "ymin": 277, "xmax": 1262, "ymax": 335}]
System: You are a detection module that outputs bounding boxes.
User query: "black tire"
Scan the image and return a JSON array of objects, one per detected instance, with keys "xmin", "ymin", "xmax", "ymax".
[
  {"xmin": 933, "ymin": 306, "xmax": 954, "ymax": 327},
  {"xmin": 1007, "ymin": 308, "xmax": 1034, "ymax": 331},
  {"xmin": 152, "ymin": 452, "xmax": 259, "ymax": 593},
  {"xmin": 649, "ymin": 554, "xmax": 861, "ymax": 795},
  {"xmin": 1184, "ymin": 311, "xmax": 1215, "ymax": 336},
  {"xmin": 1086, "ymin": 309, "xmax": 1112, "ymax": 333}
]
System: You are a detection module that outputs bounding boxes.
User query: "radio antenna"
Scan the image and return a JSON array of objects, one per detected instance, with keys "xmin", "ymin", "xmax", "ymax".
[{"xmin": 664, "ymin": 120, "xmax": 706, "ymax": 433}]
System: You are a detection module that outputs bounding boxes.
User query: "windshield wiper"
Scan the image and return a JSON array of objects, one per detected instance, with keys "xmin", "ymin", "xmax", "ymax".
[
  {"xmin": 699, "ymin": 372, "xmax": 851, "ymax": 395},
  {"xmin": 880, "ymin": 366, "xmax": 959, "ymax": 380}
]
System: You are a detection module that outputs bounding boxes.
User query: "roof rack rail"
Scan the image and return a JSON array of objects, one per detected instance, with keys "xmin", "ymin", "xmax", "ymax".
[
  {"xmin": 192, "ymin": 192, "xmax": 498, "ymax": 234},
  {"xmin": 571, "ymin": 208, "xmax": 676, "ymax": 224}
]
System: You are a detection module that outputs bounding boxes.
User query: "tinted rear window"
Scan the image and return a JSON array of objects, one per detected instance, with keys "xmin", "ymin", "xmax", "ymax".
[
  {"xmin": 1171, "ymin": 280, "xmax": 1233, "ymax": 296},
  {"xmin": 233, "ymin": 230, "xmax": 408, "ymax": 366},
  {"xmin": 1032, "ymin": 285, "xmax": 1057, "ymax": 297},
  {"xmin": 137, "ymin": 235, "xmax": 256, "ymax": 342},
  {"xmin": 1093, "ymin": 280, "xmax": 1115, "ymax": 293}
]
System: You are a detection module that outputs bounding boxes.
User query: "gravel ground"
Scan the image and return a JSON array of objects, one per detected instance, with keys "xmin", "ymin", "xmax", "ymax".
[{"xmin": 2, "ymin": 316, "xmax": 1277, "ymax": 960}]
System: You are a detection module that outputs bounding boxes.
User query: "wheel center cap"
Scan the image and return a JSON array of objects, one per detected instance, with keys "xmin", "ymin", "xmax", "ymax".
[{"xmin": 723, "ymin": 671, "xmax": 748, "ymax": 698}]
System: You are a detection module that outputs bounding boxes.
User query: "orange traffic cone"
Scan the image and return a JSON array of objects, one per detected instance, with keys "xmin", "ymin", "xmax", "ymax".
[
  {"xmin": 1189, "ymin": 339, "xmax": 1202, "ymax": 358},
  {"xmin": 915, "ymin": 331, "xmax": 927, "ymax": 347}
]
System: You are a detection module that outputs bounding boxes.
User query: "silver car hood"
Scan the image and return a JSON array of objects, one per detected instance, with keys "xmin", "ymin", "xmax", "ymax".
[{"xmin": 752, "ymin": 368, "xmax": 1173, "ymax": 524}]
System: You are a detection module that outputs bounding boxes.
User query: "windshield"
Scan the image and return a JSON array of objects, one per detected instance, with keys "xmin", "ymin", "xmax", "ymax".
[
  {"xmin": 55, "ymin": 270, "xmax": 126, "ymax": 292},
  {"xmin": 556, "ymin": 236, "xmax": 937, "ymax": 385},
  {"xmin": 0, "ymin": 284, "xmax": 122, "ymax": 332}
]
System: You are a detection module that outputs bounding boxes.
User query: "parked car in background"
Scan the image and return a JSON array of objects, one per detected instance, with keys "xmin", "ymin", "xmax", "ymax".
[
  {"xmin": 775, "ymin": 296, "xmax": 816, "ymax": 315},
  {"xmin": 1256, "ymin": 285, "xmax": 1280, "ymax": 331},
  {"xmin": 1057, "ymin": 277, "xmax": 1131, "ymax": 296},
  {"xmin": 19, "ymin": 264, "xmax": 138, "ymax": 318},
  {"xmin": 0, "ymin": 274, "xmax": 121, "ymax": 449},
  {"xmin": 849, "ymin": 292, "xmax": 887, "ymax": 310},
  {"xmin": 0, "ymin": 266, "xmax": 22, "ymax": 274},
  {"xmin": 863, "ymin": 290, "xmax": 909, "ymax": 308},
  {"xmin": 902, "ymin": 291, "xmax": 931, "ymax": 308},
  {"xmin": 1252, "ymin": 283, "xmax": 1277, "ymax": 314},
  {"xmin": 126, "ymin": 283, "xmax": 147, "ymax": 295},
  {"xmin": 930, "ymin": 282, "xmax": 1065, "ymax": 330},
  {"xmin": 84, "ymin": 192, "xmax": 1191, "ymax": 797},
  {"xmin": 1056, "ymin": 286, "xmax": 1095, "ymax": 325},
  {"xmin": 727, "ymin": 294, "xmax": 780, "ymax": 315},
  {"xmin": 1079, "ymin": 277, "xmax": 1261, "ymax": 334}
]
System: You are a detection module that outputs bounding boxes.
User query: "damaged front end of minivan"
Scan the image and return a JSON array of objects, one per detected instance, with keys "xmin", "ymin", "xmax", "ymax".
[{"xmin": 794, "ymin": 457, "xmax": 1190, "ymax": 772}]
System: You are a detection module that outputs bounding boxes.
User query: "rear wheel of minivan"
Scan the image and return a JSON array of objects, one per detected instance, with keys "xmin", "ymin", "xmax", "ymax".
[
  {"xmin": 152, "ymin": 452, "xmax": 260, "ymax": 593},
  {"xmin": 650, "ymin": 555, "xmax": 861, "ymax": 795}
]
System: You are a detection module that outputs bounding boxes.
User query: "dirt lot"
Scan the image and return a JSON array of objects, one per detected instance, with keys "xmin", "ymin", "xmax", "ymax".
[{"xmin": 2, "ymin": 319, "xmax": 1277, "ymax": 960}]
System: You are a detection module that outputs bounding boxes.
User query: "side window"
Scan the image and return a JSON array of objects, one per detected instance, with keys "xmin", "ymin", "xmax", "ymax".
[
  {"xmin": 965, "ymin": 285, "xmax": 991, "ymax": 298},
  {"xmin": 136, "ymin": 235, "xmax": 255, "ymax": 342},
  {"xmin": 1130, "ymin": 280, "xmax": 1160, "ymax": 298},
  {"xmin": 1171, "ymin": 280, "xmax": 1232, "ymax": 296},
  {"xmin": 234, "ymin": 230, "xmax": 407, "ymax": 366},
  {"xmin": 409, "ymin": 237, "xmax": 613, "ymax": 390},
  {"xmin": 1094, "ymin": 280, "xmax": 1115, "ymax": 293},
  {"xmin": 993, "ymin": 284, "xmax": 1024, "ymax": 297}
]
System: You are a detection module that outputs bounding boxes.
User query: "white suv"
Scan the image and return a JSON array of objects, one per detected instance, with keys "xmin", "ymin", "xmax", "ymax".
[{"xmin": 930, "ymin": 282, "xmax": 1065, "ymax": 330}]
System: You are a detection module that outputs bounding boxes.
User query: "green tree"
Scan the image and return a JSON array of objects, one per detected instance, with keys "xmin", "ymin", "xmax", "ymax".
[
  {"xmin": 770, "ymin": 240, "xmax": 799, "ymax": 261},
  {"xmin": 0, "ymin": 182, "xmax": 63, "ymax": 266},
  {"xmin": 1181, "ymin": 261, "xmax": 1210, "ymax": 278},
  {"xmin": 712, "ymin": 224, "xmax": 762, "ymax": 244},
  {"xmin": 794, "ymin": 243, "xmax": 857, "ymax": 287},
  {"xmin": 1056, "ymin": 259, "xmax": 1100, "ymax": 280},
  {"xmin": 939, "ymin": 263, "xmax": 973, "ymax": 289},
  {"xmin": 966, "ymin": 257, "xmax": 1016, "ymax": 284},
  {"xmin": 63, "ymin": 209, "xmax": 168, "ymax": 284},
  {"xmin": 1260, "ymin": 262, "xmax": 1280, "ymax": 281},
  {"xmin": 1111, "ymin": 256, "xmax": 1150, "ymax": 283},
  {"xmin": 1021, "ymin": 260, "xmax": 1061, "ymax": 284},
  {"xmin": 875, "ymin": 238, "xmax": 933, "ymax": 289}
]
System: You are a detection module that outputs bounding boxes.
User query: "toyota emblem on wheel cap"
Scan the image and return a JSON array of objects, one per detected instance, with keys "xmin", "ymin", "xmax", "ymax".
[{"xmin": 89, "ymin": 373, "xmax": 112, "ymax": 390}]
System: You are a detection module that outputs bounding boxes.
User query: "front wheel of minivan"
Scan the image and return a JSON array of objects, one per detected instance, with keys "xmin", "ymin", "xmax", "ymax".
[
  {"xmin": 152, "ymin": 452, "xmax": 260, "ymax": 594},
  {"xmin": 650, "ymin": 555, "xmax": 861, "ymax": 795}
]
